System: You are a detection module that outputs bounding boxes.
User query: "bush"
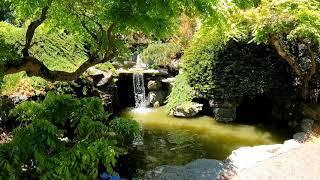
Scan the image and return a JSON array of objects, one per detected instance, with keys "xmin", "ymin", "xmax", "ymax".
[
  {"xmin": 110, "ymin": 118, "xmax": 140, "ymax": 146},
  {"xmin": 165, "ymin": 74, "xmax": 194, "ymax": 112},
  {"xmin": 140, "ymin": 42, "xmax": 181, "ymax": 66},
  {"xmin": 183, "ymin": 27, "xmax": 294, "ymax": 100},
  {"xmin": 0, "ymin": 93, "xmax": 117, "ymax": 179}
]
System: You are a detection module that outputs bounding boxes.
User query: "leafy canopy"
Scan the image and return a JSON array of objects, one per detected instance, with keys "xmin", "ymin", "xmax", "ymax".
[{"xmin": 181, "ymin": 0, "xmax": 320, "ymax": 100}]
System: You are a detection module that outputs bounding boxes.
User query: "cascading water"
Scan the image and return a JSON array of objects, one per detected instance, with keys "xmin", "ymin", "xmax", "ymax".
[
  {"xmin": 131, "ymin": 55, "xmax": 150, "ymax": 113},
  {"xmin": 133, "ymin": 72, "xmax": 146, "ymax": 108}
]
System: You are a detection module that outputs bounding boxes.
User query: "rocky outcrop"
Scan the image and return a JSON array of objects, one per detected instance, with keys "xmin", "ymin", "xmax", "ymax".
[
  {"xmin": 147, "ymin": 80, "xmax": 162, "ymax": 91},
  {"xmin": 143, "ymin": 159, "xmax": 225, "ymax": 180},
  {"xmin": 210, "ymin": 100, "xmax": 237, "ymax": 122},
  {"xmin": 227, "ymin": 139, "xmax": 303, "ymax": 171},
  {"xmin": 144, "ymin": 138, "xmax": 305, "ymax": 180},
  {"xmin": 148, "ymin": 91, "xmax": 167, "ymax": 108},
  {"xmin": 170, "ymin": 102, "xmax": 203, "ymax": 118}
]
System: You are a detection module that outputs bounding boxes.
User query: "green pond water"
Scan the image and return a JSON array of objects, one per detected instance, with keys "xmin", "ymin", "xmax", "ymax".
[{"xmin": 120, "ymin": 107, "xmax": 290, "ymax": 176}]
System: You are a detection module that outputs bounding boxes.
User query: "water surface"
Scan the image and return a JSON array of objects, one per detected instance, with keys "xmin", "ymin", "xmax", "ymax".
[{"xmin": 120, "ymin": 107, "xmax": 289, "ymax": 176}]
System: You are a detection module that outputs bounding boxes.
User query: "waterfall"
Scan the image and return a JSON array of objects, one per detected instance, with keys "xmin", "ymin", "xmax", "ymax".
[
  {"xmin": 133, "ymin": 72, "xmax": 147, "ymax": 108},
  {"xmin": 131, "ymin": 55, "xmax": 151, "ymax": 113}
]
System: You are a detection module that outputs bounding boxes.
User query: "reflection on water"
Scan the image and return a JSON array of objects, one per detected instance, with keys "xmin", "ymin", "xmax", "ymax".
[{"xmin": 119, "ymin": 107, "xmax": 290, "ymax": 177}]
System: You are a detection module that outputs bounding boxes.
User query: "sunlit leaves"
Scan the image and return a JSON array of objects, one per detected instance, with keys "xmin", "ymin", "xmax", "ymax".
[{"xmin": 0, "ymin": 93, "xmax": 117, "ymax": 178}]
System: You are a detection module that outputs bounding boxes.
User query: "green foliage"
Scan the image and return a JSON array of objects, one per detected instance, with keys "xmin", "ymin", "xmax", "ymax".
[
  {"xmin": 140, "ymin": 42, "xmax": 181, "ymax": 66},
  {"xmin": 0, "ymin": 93, "xmax": 117, "ymax": 179},
  {"xmin": 110, "ymin": 118, "xmax": 140, "ymax": 146},
  {"xmin": 239, "ymin": 0, "xmax": 320, "ymax": 45},
  {"xmin": 183, "ymin": 27, "xmax": 228, "ymax": 98},
  {"xmin": 166, "ymin": 74, "xmax": 194, "ymax": 112},
  {"xmin": 182, "ymin": 0, "xmax": 320, "ymax": 100},
  {"xmin": 0, "ymin": 1, "xmax": 14, "ymax": 22},
  {"xmin": 184, "ymin": 30, "xmax": 294, "ymax": 99}
]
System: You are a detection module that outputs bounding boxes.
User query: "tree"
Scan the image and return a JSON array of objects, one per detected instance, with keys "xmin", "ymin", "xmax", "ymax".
[
  {"xmin": 0, "ymin": 0, "xmax": 213, "ymax": 82},
  {"xmin": 184, "ymin": 0, "xmax": 320, "ymax": 100},
  {"xmin": 240, "ymin": 0, "xmax": 320, "ymax": 99}
]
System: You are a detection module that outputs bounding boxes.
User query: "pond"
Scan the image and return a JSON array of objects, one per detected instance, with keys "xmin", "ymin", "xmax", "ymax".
[{"xmin": 119, "ymin": 107, "xmax": 290, "ymax": 177}]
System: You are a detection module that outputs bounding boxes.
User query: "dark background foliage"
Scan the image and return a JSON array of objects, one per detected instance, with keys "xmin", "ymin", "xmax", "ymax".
[{"xmin": 185, "ymin": 40, "xmax": 295, "ymax": 100}]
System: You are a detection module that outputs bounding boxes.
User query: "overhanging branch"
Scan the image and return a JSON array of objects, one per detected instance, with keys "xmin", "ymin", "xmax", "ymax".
[{"xmin": 4, "ymin": 53, "xmax": 115, "ymax": 82}]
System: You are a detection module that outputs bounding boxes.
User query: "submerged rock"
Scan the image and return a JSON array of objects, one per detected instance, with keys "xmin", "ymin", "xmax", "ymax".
[
  {"xmin": 143, "ymin": 159, "xmax": 225, "ymax": 180},
  {"xmin": 170, "ymin": 102, "xmax": 203, "ymax": 118}
]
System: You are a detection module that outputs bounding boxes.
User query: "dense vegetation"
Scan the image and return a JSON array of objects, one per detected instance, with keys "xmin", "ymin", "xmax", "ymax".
[
  {"xmin": 0, "ymin": 93, "xmax": 140, "ymax": 178},
  {"xmin": 1, "ymin": 0, "xmax": 320, "ymax": 178},
  {"xmin": 181, "ymin": 0, "xmax": 320, "ymax": 102}
]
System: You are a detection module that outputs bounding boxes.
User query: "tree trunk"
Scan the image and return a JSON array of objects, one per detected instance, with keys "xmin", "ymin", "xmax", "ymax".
[{"xmin": 269, "ymin": 34, "xmax": 317, "ymax": 101}]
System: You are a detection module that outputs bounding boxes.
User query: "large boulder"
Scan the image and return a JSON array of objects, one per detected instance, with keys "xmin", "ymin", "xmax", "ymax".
[
  {"xmin": 143, "ymin": 159, "xmax": 225, "ymax": 180},
  {"xmin": 170, "ymin": 102, "xmax": 203, "ymax": 118},
  {"xmin": 228, "ymin": 140, "xmax": 303, "ymax": 171},
  {"xmin": 147, "ymin": 80, "xmax": 162, "ymax": 91},
  {"xmin": 148, "ymin": 91, "xmax": 167, "ymax": 107}
]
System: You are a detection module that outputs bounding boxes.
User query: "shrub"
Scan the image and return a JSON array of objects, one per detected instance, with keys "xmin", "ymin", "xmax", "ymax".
[
  {"xmin": 0, "ymin": 93, "xmax": 117, "ymax": 179},
  {"xmin": 140, "ymin": 42, "xmax": 181, "ymax": 66},
  {"xmin": 165, "ymin": 74, "xmax": 194, "ymax": 112},
  {"xmin": 183, "ymin": 27, "xmax": 294, "ymax": 100},
  {"xmin": 110, "ymin": 118, "xmax": 140, "ymax": 146}
]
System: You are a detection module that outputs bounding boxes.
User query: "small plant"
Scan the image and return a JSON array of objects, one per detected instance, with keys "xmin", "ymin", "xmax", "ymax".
[
  {"xmin": 165, "ymin": 74, "xmax": 194, "ymax": 113},
  {"xmin": 110, "ymin": 118, "xmax": 141, "ymax": 146},
  {"xmin": 140, "ymin": 42, "xmax": 181, "ymax": 66}
]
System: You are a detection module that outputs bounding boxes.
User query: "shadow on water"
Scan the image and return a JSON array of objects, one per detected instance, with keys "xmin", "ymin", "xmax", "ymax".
[{"xmin": 118, "ymin": 107, "xmax": 291, "ymax": 178}]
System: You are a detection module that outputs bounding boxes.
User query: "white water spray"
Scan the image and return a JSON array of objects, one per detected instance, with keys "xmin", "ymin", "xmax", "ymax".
[
  {"xmin": 131, "ymin": 55, "xmax": 151, "ymax": 113},
  {"xmin": 133, "ymin": 72, "xmax": 147, "ymax": 108}
]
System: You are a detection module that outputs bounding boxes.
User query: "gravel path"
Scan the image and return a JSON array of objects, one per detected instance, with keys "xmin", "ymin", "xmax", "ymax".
[{"xmin": 233, "ymin": 143, "xmax": 320, "ymax": 180}]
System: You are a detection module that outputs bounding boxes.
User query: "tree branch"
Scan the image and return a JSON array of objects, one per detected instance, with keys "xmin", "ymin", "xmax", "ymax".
[
  {"xmin": 22, "ymin": 5, "xmax": 51, "ymax": 57},
  {"xmin": 269, "ymin": 34, "xmax": 303, "ymax": 77},
  {"xmin": 4, "ymin": 53, "xmax": 115, "ymax": 82}
]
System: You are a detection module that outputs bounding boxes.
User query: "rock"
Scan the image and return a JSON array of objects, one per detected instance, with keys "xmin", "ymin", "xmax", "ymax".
[
  {"xmin": 300, "ymin": 118, "xmax": 314, "ymax": 132},
  {"xmin": 228, "ymin": 141, "xmax": 303, "ymax": 171},
  {"xmin": 213, "ymin": 107, "xmax": 236, "ymax": 122},
  {"xmin": 87, "ymin": 67, "xmax": 112, "ymax": 87},
  {"xmin": 293, "ymin": 132, "xmax": 308, "ymax": 142},
  {"xmin": 9, "ymin": 93, "xmax": 28, "ymax": 104},
  {"xmin": 153, "ymin": 101, "xmax": 160, "ymax": 108},
  {"xmin": 209, "ymin": 100, "xmax": 237, "ymax": 122},
  {"xmin": 143, "ymin": 159, "xmax": 225, "ymax": 180},
  {"xmin": 147, "ymin": 80, "xmax": 162, "ymax": 91},
  {"xmin": 170, "ymin": 102, "xmax": 203, "ymax": 118},
  {"xmin": 148, "ymin": 91, "xmax": 166, "ymax": 107}
]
